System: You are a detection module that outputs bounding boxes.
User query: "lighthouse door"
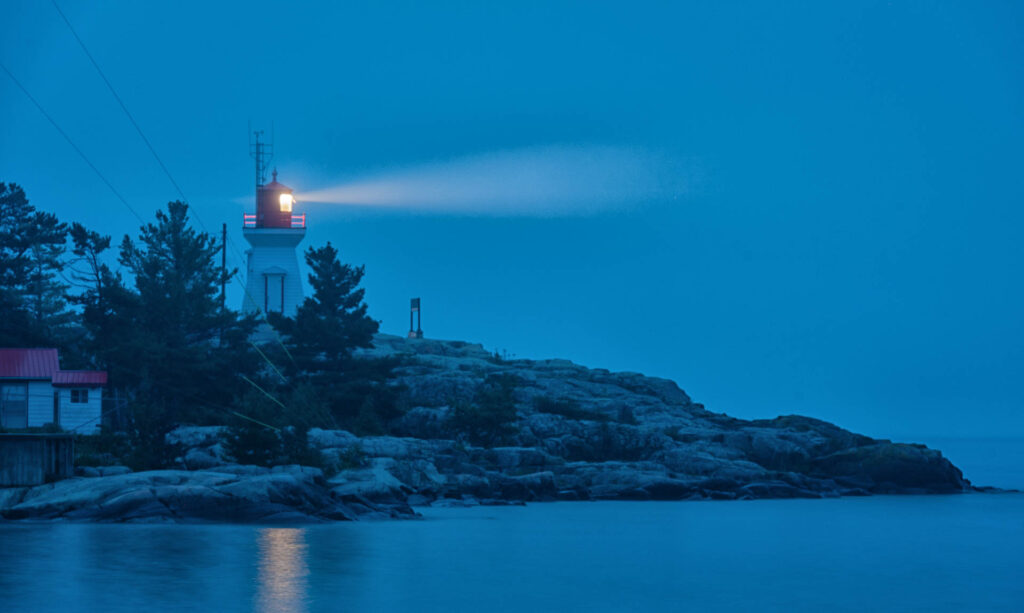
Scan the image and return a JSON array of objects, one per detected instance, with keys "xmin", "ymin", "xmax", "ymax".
[{"xmin": 263, "ymin": 272, "xmax": 286, "ymax": 314}]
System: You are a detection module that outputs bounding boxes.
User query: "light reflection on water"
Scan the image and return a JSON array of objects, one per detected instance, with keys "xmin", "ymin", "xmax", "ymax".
[
  {"xmin": 0, "ymin": 494, "xmax": 1022, "ymax": 612},
  {"xmin": 256, "ymin": 529, "xmax": 309, "ymax": 613}
]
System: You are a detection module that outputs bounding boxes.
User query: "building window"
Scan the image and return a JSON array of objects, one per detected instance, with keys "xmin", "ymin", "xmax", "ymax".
[
  {"xmin": 70, "ymin": 389, "xmax": 89, "ymax": 404},
  {"xmin": 0, "ymin": 383, "xmax": 29, "ymax": 429}
]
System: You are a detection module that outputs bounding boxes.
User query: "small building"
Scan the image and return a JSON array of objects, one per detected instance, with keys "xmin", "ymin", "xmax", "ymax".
[{"xmin": 0, "ymin": 348, "xmax": 107, "ymax": 433}]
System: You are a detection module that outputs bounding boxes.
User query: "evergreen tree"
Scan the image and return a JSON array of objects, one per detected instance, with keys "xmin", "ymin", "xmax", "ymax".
[
  {"xmin": 269, "ymin": 242, "xmax": 398, "ymax": 432},
  {"xmin": 113, "ymin": 201, "xmax": 261, "ymax": 465},
  {"xmin": 0, "ymin": 182, "xmax": 72, "ymax": 346},
  {"xmin": 273, "ymin": 242, "xmax": 378, "ymax": 367},
  {"xmin": 66, "ymin": 223, "xmax": 135, "ymax": 375}
]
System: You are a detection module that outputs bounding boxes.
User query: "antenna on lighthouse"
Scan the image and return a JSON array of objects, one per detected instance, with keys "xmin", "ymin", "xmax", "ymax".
[{"xmin": 249, "ymin": 123, "xmax": 274, "ymax": 192}]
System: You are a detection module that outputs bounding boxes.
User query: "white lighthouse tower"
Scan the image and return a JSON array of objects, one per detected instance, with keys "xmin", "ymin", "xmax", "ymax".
[{"xmin": 242, "ymin": 133, "xmax": 305, "ymax": 339}]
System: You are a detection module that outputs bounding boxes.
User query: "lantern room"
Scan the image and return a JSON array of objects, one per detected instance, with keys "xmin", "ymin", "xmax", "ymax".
[{"xmin": 245, "ymin": 169, "xmax": 306, "ymax": 229}]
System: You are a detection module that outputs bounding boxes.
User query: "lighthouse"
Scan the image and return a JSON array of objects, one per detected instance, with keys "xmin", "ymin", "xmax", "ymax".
[{"xmin": 242, "ymin": 134, "xmax": 306, "ymax": 337}]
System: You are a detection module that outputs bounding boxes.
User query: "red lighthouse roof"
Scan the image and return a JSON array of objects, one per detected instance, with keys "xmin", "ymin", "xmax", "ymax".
[{"xmin": 261, "ymin": 169, "xmax": 292, "ymax": 192}]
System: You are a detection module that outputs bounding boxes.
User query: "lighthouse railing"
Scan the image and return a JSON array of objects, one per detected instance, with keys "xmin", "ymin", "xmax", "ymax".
[{"xmin": 241, "ymin": 213, "xmax": 305, "ymax": 228}]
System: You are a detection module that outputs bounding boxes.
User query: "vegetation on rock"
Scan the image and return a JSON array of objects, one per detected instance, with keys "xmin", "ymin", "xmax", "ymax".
[
  {"xmin": 447, "ymin": 374, "xmax": 520, "ymax": 447},
  {"xmin": 0, "ymin": 181, "xmax": 977, "ymax": 517}
]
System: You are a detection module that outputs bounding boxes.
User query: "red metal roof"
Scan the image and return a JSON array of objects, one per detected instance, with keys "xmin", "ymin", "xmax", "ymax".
[
  {"xmin": 0, "ymin": 349, "xmax": 107, "ymax": 386},
  {"xmin": 0, "ymin": 348, "xmax": 59, "ymax": 379},
  {"xmin": 52, "ymin": 371, "xmax": 108, "ymax": 387}
]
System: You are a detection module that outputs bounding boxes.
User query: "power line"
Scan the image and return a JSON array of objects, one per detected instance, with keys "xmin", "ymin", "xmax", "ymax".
[
  {"xmin": 50, "ymin": 0, "xmax": 189, "ymax": 205},
  {"xmin": 2, "ymin": 55, "xmax": 294, "ymax": 382},
  {"xmin": 0, "ymin": 61, "xmax": 144, "ymax": 223},
  {"xmin": 47, "ymin": 2, "xmax": 300, "ymax": 370},
  {"xmin": 2, "ymin": 29, "xmax": 302, "ymax": 425}
]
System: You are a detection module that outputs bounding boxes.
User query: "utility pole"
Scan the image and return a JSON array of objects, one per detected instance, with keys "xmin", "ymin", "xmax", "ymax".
[{"xmin": 221, "ymin": 222, "xmax": 227, "ymax": 311}]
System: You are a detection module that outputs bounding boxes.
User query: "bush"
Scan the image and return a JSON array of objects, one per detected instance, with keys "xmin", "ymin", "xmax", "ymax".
[
  {"xmin": 324, "ymin": 444, "xmax": 366, "ymax": 474},
  {"xmin": 224, "ymin": 424, "xmax": 325, "ymax": 469},
  {"xmin": 222, "ymin": 383, "xmax": 328, "ymax": 468},
  {"xmin": 303, "ymin": 356, "xmax": 407, "ymax": 434},
  {"xmin": 124, "ymin": 401, "xmax": 180, "ymax": 471},
  {"xmin": 447, "ymin": 374, "xmax": 520, "ymax": 447},
  {"xmin": 75, "ymin": 428, "xmax": 132, "ymax": 467},
  {"xmin": 534, "ymin": 396, "xmax": 610, "ymax": 422}
]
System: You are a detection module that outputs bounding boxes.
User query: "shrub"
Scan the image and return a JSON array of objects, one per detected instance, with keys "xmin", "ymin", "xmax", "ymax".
[
  {"xmin": 224, "ymin": 424, "xmax": 325, "ymax": 469},
  {"xmin": 534, "ymin": 396, "xmax": 610, "ymax": 422},
  {"xmin": 326, "ymin": 444, "xmax": 366, "ymax": 474},
  {"xmin": 447, "ymin": 374, "xmax": 520, "ymax": 447},
  {"xmin": 75, "ymin": 428, "xmax": 132, "ymax": 467},
  {"xmin": 222, "ymin": 383, "xmax": 328, "ymax": 468},
  {"xmin": 312, "ymin": 356, "xmax": 408, "ymax": 433},
  {"xmin": 224, "ymin": 422, "xmax": 280, "ymax": 466}
]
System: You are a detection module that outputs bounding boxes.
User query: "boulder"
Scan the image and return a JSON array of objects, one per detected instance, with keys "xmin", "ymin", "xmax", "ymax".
[
  {"xmin": 166, "ymin": 426, "xmax": 226, "ymax": 449},
  {"xmin": 329, "ymin": 458, "xmax": 411, "ymax": 503},
  {"xmin": 181, "ymin": 448, "xmax": 220, "ymax": 470},
  {"xmin": 307, "ymin": 428, "xmax": 360, "ymax": 450}
]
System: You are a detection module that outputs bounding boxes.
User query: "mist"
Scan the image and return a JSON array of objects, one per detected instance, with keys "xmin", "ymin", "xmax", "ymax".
[{"xmin": 295, "ymin": 145, "xmax": 690, "ymax": 216}]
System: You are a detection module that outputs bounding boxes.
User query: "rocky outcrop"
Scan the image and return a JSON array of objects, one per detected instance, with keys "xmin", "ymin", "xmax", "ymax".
[
  {"xmin": 333, "ymin": 334, "xmax": 972, "ymax": 504},
  {"xmin": 0, "ymin": 334, "xmax": 977, "ymax": 522},
  {"xmin": 0, "ymin": 464, "xmax": 415, "ymax": 523}
]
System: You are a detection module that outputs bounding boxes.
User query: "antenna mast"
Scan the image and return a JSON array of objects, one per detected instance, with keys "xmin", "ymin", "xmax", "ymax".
[{"xmin": 249, "ymin": 126, "xmax": 274, "ymax": 194}]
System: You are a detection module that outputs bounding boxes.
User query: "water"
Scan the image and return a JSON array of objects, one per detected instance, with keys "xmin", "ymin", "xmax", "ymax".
[{"xmin": 1, "ymin": 440, "xmax": 1022, "ymax": 612}]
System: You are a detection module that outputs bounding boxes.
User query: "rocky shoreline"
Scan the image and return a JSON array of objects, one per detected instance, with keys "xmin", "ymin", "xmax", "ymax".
[{"xmin": 0, "ymin": 335, "xmax": 981, "ymax": 523}]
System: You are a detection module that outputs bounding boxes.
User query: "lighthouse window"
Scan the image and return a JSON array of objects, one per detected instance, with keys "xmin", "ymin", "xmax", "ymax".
[{"xmin": 279, "ymin": 193, "xmax": 293, "ymax": 212}]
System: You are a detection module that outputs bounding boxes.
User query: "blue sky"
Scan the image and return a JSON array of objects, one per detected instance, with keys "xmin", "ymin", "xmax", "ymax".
[{"xmin": 2, "ymin": 1, "xmax": 1022, "ymax": 439}]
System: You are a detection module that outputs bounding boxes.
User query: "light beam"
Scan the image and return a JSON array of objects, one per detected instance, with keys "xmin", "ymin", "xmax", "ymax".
[{"xmin": 296, "ymin": 145, "xmax": 690, "ymax": 216}]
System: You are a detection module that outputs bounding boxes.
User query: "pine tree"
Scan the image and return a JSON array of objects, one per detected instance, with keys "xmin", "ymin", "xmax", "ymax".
[
  {"xmin": 269, "ymin": 242, "xmax": 398, "ymax": 433},
  {"xmin": 113, "ymin": 201, "xmax": 261, "ymax": 464},
  {"xmin": 273, "ymin": 242, "xmax": 379, "ymax": 367},
  {"xmin": 66, "ymin": 223, "xmax": 135, "ymax": 375},
  {"xmin": 0, "ymin": 182, "xmax": 72, "ymax": 347}
]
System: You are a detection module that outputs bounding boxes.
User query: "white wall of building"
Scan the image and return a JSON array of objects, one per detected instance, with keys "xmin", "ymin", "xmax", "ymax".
[
  {"xmin": 242, "ymin": 227, "xmax": 306, "ymax": 342},
  {"xmin": 27, "ymin": 380, "xmax": 54, "ymax": 427},
  {"xmin": 56, "ymin": 387, "xmax": 102, "ymax": 433}
]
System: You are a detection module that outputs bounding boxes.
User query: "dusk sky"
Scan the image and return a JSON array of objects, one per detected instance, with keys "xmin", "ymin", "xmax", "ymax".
[{"xmin": 2, "ymin": 1, "xmax": 1022, "ymax": 439}]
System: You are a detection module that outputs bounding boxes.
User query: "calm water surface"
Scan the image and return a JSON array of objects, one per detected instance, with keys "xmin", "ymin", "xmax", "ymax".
[{"xmin": 0, "ymin": 439, "xmax": 1021, "ymax": 612}]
